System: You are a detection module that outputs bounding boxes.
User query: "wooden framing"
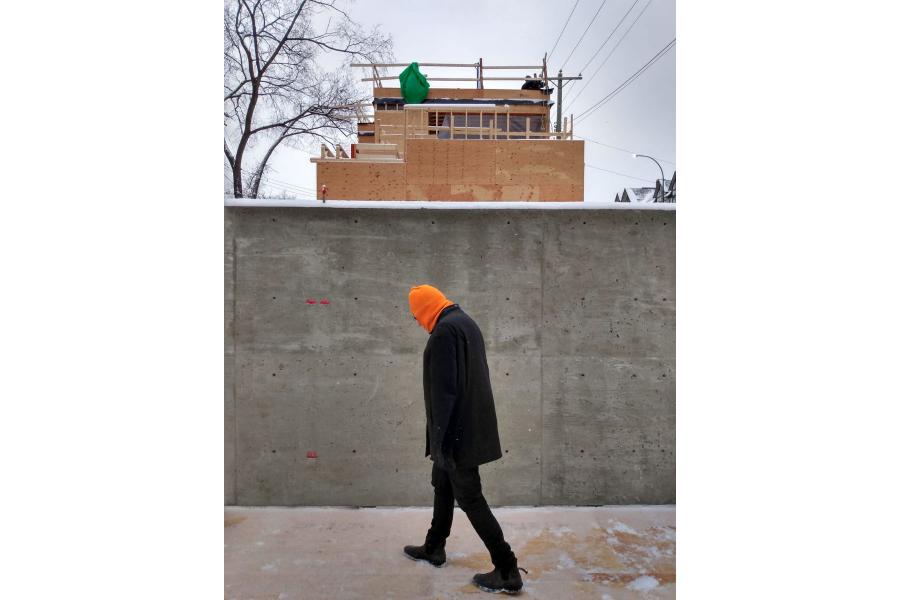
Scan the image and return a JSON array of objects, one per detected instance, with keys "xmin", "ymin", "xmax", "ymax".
[{"xmin": 400, "ymin": 105, "xmax": 571, "ymax": 140}]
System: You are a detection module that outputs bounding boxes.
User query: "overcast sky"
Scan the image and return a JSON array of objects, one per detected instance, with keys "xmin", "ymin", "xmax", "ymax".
[{"xmin": 259, "ymin": 0, "xmax": 675, "ymax": 203}]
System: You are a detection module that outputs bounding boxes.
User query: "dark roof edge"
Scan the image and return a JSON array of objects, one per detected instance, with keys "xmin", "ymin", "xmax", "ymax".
[{"xmin": 372, "ymin": 97, "xmax": 550, "ymax": 107}]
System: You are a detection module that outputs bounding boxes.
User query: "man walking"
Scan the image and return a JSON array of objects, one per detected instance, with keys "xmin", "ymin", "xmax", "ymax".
[{"xmin": 402, "ymin": 284, "xmax": 527, "ymax": 594}]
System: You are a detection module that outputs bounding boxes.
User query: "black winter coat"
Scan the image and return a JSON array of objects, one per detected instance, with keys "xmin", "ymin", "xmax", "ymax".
[{"xmin": 422, "ymin": 305, "xmax": 502, "ymax": 470}]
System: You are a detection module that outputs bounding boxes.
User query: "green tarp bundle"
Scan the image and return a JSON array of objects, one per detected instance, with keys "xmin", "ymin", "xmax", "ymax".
[{"xmin": 398, "ymin": 62, "xmax": 430, "ymax": 104}]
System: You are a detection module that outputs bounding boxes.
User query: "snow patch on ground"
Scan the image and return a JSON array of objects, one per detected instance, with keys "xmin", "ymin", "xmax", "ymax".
[
  {"xmin": 556, "ymin": 552, "xmax": 576, "ymax": 569},
  {"xmin": 261, "ymin": 562, "xmax": 277, "ymax": 572},
  {"xmin": 549, "ymin": 526, "xmax": 574, "ymax": 536},
  {"xmin": 627, "ymin": 575, "xmax": 660, "ymax": 591},
  {"xmin": 607, "ymin": 520, "xmax": 639, "ymax": 534}
]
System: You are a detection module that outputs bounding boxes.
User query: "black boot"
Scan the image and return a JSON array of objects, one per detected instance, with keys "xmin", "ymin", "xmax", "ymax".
[
  {"xmin": 402, "ymin": 543, "xmax": 446, "ymax": 567},
  {"xmin": 472, "ymin": 558, "xmax": 528, "ymax": 594}
]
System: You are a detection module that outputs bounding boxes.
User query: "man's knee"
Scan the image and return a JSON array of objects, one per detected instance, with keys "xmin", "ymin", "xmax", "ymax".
[
  {"xmin": 448, "ymin": 468, "xmax": 482, "ymax": 505},
  {"xmin": 453, "ymin": 484, "xmax": 488, "ymax": 512}
]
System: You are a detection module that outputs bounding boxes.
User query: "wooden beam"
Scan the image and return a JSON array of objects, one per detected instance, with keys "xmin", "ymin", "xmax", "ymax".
[
  {"xmin": 363, "ymin": 76, "xmax": 551, "ymax": 82},
  {"xmin": 356, "ymin": 143, "xmax": 398, "ymax": 152},
  {"xmin": 351, "ymin": 62, "xmax": 476, "ymax": 67}
]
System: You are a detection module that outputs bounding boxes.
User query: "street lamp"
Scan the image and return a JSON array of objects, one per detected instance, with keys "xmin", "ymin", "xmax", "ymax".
[{"xmin": 633, "ymin": 154, "xmax": 666, "ymax": 201}]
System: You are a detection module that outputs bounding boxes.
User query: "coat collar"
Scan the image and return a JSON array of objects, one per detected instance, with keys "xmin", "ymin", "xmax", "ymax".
[{"xmin": 433, "ymin": 304, "xmax": 460, "ymax": 329}]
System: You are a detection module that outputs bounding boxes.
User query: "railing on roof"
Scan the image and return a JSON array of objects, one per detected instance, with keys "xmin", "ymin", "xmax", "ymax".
[{"xmin": 349, "ymin": 58, "xmax": 550, "ymax": 89}]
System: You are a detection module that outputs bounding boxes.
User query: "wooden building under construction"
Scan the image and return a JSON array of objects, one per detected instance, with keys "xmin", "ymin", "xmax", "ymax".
[{"xmin": 311, "ymin": 60, "xmax": 584, "ymax": 202}]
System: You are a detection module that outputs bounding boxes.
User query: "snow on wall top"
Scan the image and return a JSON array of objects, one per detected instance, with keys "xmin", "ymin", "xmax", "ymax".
[{"xmin": 224, "ymin": 198, "xmax": 677, "ymax": 211}]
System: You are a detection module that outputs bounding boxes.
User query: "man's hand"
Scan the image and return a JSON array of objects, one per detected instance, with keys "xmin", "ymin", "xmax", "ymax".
[{"xmin": 435, "ymin": 450, "xmax": 456, "ymax": 472}]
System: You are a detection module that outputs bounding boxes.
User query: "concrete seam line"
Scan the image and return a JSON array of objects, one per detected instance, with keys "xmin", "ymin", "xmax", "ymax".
[
  {"xmin": 231, "ymin": 213, "xmax": 239, "ymax": 505},
  {"xmin": 539, "ymin": 216, "xmax": 545, "ymax": 506}
]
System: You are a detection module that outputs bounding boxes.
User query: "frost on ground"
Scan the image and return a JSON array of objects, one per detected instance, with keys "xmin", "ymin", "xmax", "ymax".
[
  {"xmin": 607, "ymin": 520, "xmax": 639, "ymax": 535},
  {"xmin": 225, "ymin": 506, "xmax": 675, "ymax": 599},
  {"xmin": 556, "ymin": 552, "xmax": 576, "ymax": 569},
  {"xmin": 627, "ymin": 575, "xmax": 660, "ymax": 591}
]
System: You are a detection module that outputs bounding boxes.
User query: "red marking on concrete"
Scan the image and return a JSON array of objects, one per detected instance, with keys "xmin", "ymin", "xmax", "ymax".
[
  {"xmin": 319, "ymin": 298, "xmax": 330, "ymax": 305},
  {"xmin": 306, "ymin": 299, "xmax": 317, "ymax": 304},
  {"xmin": 306, "ymin": 451, "xmax": 318, "ymax": 459}
]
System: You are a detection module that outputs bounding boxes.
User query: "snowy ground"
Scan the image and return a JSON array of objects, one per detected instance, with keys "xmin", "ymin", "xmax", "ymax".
[{"xmin": 225, "ymin": 506, "xmax": 675, "ymax": 599}]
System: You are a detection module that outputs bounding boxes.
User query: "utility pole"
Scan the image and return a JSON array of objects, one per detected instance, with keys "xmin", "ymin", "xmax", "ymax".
[
  {"xmin": 556, "ymin": 69, "xmax": 563, "ymax": 132},
  {"xmin": 551, "ymin": 69, "xmax": 581, "ymax": 133}
]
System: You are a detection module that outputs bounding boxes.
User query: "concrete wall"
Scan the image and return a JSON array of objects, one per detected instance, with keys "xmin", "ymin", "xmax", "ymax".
[{"xmin": 225, "ymin": 207, "xmax": 675, "ymax": 506}]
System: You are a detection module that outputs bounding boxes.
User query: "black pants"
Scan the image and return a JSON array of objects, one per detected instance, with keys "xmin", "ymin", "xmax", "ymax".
[{"xmin": 424, "ymin": 463, "xmax": 516, "ymax": 570}]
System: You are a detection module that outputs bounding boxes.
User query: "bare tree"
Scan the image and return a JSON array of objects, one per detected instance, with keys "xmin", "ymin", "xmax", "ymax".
[{"xmin": 224, "ymin": 0, "xmax": 392, "ymax": 198}]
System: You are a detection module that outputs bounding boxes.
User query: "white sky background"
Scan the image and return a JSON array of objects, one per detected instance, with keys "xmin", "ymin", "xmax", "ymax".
[{"xmin": 251, "ymin": 0, "xmax": 675, "ymax": 203}]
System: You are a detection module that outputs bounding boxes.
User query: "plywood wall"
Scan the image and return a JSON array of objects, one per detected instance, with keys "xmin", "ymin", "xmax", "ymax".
[
  {"xmin": 315, "ymin": 140, "xmax": 584, "ymax": 201},
  {"xmin": 317, "ymin": 161, "xmax": 406, "ymax": 200}
]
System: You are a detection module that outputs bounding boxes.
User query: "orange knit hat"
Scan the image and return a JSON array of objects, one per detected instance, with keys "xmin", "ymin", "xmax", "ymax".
[{"xmin": 408, "ymin": 284, "xmax": 454, "ymax": 333}]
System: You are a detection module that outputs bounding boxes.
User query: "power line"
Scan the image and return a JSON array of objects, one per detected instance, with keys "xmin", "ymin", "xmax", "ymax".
[
  {"xmin": 585, "ymin": 163, "xmax": 657, "ymax": 184},
  {"xmin": 243, "ymin": 171, "xmax": 316, "ymax": 194},
  {"xmin": 267, "ymin": 180, "xmax": 317, "ymax": 197},
  {"xmin": 577, "ymin": 0, "xmax": 641, "ymax": 78},
  {"xmin": 567, "ymin": 0, "xmax": 656, "ymax": 112},
  {"xmin": 574, "ymin": 134, "xmax": 675, "ymax": 165},
  {"xmin": 546, "ymin": 0, "xmax": 581, "ymax": 62},
  {"xmin": 564, "ymin": 0, "xmax": 641, "ymax": 111},
  {"xmin": 575, "ymin": 38, "xmax": 675, "ymax": 122},
  {"xmin": 559, "ymin": 0, "xmax": 609, "ymax": 71},
  {"xmin": 232, "ymin": 166, "xmax": 319, "ymax": 198}
]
